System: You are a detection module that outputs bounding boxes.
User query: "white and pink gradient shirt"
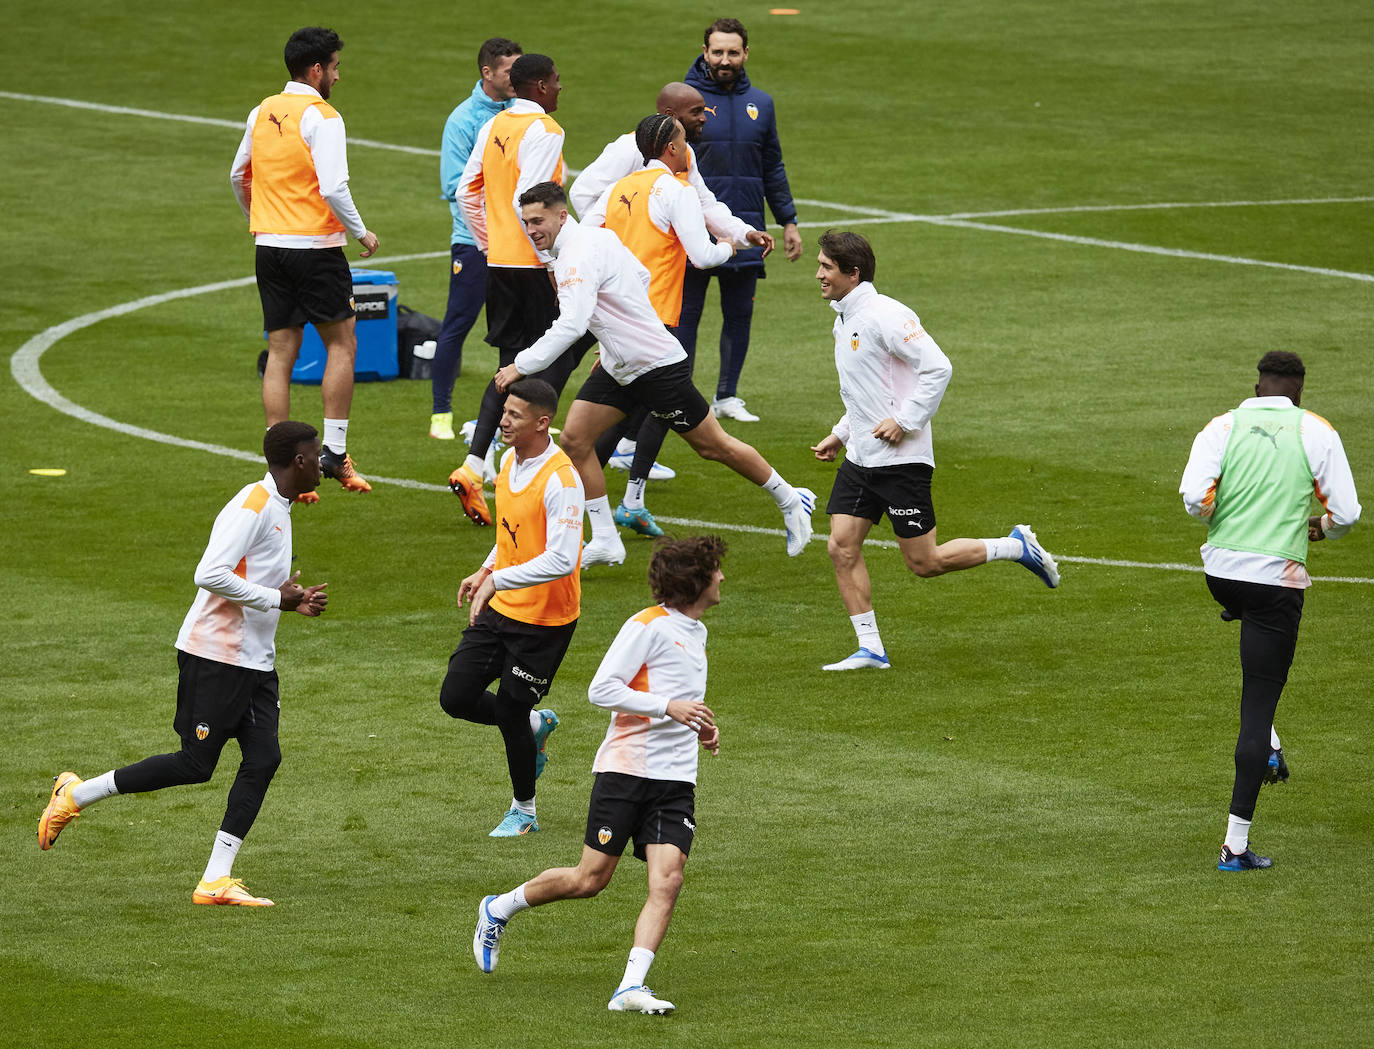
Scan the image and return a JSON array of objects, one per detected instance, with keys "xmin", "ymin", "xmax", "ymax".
[
  {"xmin": 589, "ymin": 605, "xmax": 709, "ymax": 785},
  {"xmin": 175, "ymin": 472, "xmax": 293, "ymax": 671}
]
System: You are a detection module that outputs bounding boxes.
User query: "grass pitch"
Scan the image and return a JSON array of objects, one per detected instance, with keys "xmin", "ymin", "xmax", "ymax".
[{"xmin": 2, "ymin": 3, "xmax": 1371, "ymax": 1047}]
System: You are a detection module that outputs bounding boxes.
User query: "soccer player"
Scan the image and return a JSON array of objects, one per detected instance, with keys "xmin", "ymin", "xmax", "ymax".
[
  {"xmin": 450, "ymin": 54, "xmax": 588, "ymax": 526},
  {"xmin": 37, "ymin": 422, "xmax": 329, "ymax": 906},
  {"xmin": 439, "ymin": 378, "xmax": 583, "ymax": 836},
  {"xmin": 1180, "ymin": 351, "xmax": 1360, "ymax": 871},
  {"xmin": 581, "ymin": 114, "xmax": 772, "ymax": 539},
  {"xmin": 494, "ymin": 181, "xmax": 814, "ymax": 568},
  {"xmin": 231, "ymin": 27, "xmax": 380, "ymax": 497},
  {"xmin": 472, "ymin": 535, "xmax": 727, "ymax": 1016},
  {"xmin": 809, "ymin": 231, "xmax": 1060, "ymax": 671},
  {"xmin": 430, "ymin": 37, "xmax": 522, "ymax": 441}
]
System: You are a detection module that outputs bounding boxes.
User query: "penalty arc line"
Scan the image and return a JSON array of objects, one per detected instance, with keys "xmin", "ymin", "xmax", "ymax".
[{"xmin": 10, "ymin": 272, "xmax": 1370, "ymax": 585}]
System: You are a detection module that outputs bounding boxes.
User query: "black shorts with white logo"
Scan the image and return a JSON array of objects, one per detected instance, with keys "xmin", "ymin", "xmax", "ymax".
[
  {"xmin": 485, "ymin": 266, "xmax": 558, "ymax": 351},
  {"xmin": 255, "ymin": 245, "xmax": 355, "ymax": 331},
  {"xmin": 584, "ymin": 771, "xmax": 696, "ymax": 861},
  {"xmin": 826, "ymin": 459, "xmax": 936, "ymax": 538},
  {"xmin": 574, "ymin": 358, "xmax": 711, "ymax": 433}
]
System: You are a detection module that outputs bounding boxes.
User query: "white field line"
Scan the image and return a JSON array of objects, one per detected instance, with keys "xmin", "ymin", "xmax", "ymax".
[
  {"xmin": 8, "ymin": 93, "xmax": 1372, "ymax": 581},
  {"xmin": 920, "ymin": 217, "xmax": 1374, "ymax": 283}
]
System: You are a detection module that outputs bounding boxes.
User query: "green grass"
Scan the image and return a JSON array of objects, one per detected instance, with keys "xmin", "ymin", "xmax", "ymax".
[{"xmin": 3, "ymin": 2, "xmax": 1372, "ymax": 1046}]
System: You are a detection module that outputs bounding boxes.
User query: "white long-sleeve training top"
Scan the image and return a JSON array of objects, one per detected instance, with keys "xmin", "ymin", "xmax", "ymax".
[
  {"xmin": 513, "ymin": 217, "xmax": 688, "ymax": 384},
  {"xmin": 589, "ymin": 605, "xmax": 709, "ymax": 785},
  {"xmin": 580, "ymin": 160, "xmax": 734, "ymax": 272},
  {"xmin": 829, "ymin": 281, "xmax": 953, "ymax": 469},
  {"xmin": 175, "ymin": 472, "xmax": 293, "ymax": 671},
  {"xmin": 1179, "ymin": 395, "xmax": 1361, "ymax": 587},
  {"xmin": 569, "ymin": 133, "xmax": 755, "ymax": 247},
  {"xmin": 456, "ymin": 98, "xmax": 565, "ymax": 257},
  {"xmin": 229, "ymin": 82, "xmax": 366, "ymax": 248},
  {"xmin": 480, "ymin": 440, "xmax": 585, "ymax": 590}
]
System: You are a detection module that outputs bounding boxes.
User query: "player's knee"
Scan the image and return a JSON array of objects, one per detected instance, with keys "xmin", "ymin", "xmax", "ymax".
[
  {"xmin": 178, "ymin": 749, "xmax": 217, "ymax": 785},
  {"xmin": 827, "ymin": 534, "xmax": 860, "ymax": 569},
  {"xmin": 691, "ymin": 433, "xmax": 732, "ymax": 464},
  {"xmin": 1234, "ymin": 733, "xmax": 1268, "ymax": 769},
  {"xmin": 650, "ymin": 868, "xmax": 684, "ymax": 904},
  {"xmin": 574, "ymin": 867, "xmax": 613, "ymax": 898},
  {"xmin": 903, "ymin": 549, "xmax": 942, "ymax": 578}
]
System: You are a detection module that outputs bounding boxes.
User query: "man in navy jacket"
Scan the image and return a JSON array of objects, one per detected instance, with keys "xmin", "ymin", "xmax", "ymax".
[{"xmin": 681, "ymin": 17, "xmax": 801, "ymax": 423}]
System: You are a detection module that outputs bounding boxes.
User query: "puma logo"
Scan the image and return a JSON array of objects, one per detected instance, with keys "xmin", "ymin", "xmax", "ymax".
[
  {"xmin": 1249, "ymin": 425, "xmax": 1280, "ymax": 449},
  {"xmin": 618, "ymin": 191, "xmax": 639, "ymax": 215},
  {"xmin": 268, "ymin": 113, "xmax": 286, "ymax": 136},
  {"xmin": 502, "ymin": 517, "xmax": 520, "ymax": 547},
  {"xmin": 703, "ymin": 105, "xmax": 717, "ymax": 116},
  {"xmin": 493, "ymin": 135, "xmax": 508, "ymax": 155}
]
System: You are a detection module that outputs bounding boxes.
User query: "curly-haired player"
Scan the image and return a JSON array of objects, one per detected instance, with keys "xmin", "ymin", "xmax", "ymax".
[{"xmin": 471, "ymin": 536, "xmax": 728, "ymax": 1015}]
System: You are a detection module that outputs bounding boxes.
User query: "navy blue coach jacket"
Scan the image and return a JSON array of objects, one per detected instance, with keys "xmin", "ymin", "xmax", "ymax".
[{"xmin": 684, "ymin": 55, "xmax": 798, "ymax": 271}]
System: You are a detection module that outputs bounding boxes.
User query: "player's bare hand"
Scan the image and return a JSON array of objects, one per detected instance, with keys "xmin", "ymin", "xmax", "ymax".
[
  {"xmin": 295, "ymin": 582, "xmax": 328, "ymax": 617},
  {"xmin": 783, "ymin": 223, "xmax": 803, "ymax": 262},
  {"xmin": 457, "ymin": 568, "xmax": 491, "ymax": 609},
  {"xmin": 358, "ymin": 231, "xmax": 379, "ymax": 258},
  {"xmin": 467, "ymin": 574, "xmax": 497, "ymax": 625},
  {"xmin": 872, "ymin": 417, "xmax": 905, "ymax": 444},
  {"xmin": 494, "ymin": 363, "xmax": 522, "ymax": 392},
  {"xmin": 1308, "ymin": 514, "xmax": 1326, "ymax": 541},
  {"xmin": 698, "ymin": 723, "xmax": 720, "ymax": 755},
  {"xmin": 665, "ymin": 699, "xmax": 715, "ymax": 735},
  {"xmin": 746, "ymin": 230, "xmax": 775, "ymax": 258},
  {"xmin": 811, "ymin": 433, "xmax": 843, "ymax": 462}
]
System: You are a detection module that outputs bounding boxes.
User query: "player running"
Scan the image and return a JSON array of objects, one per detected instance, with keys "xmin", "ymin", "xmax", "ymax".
[
  {"xmin": 809, "ymin": 231, "xmax": 1059, "ymax": 671},
  {"xmin": 472, "ymin": 536, "xmax": 727, "ymax": 1015}
]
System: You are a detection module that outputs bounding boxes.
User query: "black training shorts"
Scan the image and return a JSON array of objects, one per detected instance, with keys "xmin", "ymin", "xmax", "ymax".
[
  {"xmin": 584, "ymin": 771, "xmax": 696, "ymax": 861},
  {"xmin": 485, "ymin": 266, "xmax": 557, "ymax": 351},
  {"xmin": 826, "ymin": 459, "xmax": 936, "ymax": 538},
  {"xmin": 255, "ymin": 245, "xmax": 355, "ymax": 331},
  {"xmin": 574, "ymin": 358, "xmax": 711, "ymax": 433}
]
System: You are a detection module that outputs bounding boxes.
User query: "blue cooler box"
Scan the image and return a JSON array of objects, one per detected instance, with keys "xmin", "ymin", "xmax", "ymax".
[{"xmin": 286, "ymin": 268, "xmax": 399, "ymax": 383}]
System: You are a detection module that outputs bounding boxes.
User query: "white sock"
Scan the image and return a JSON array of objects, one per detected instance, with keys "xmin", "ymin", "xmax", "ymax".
[
  {"xmin": 202, "ymin": 830, "xmax": 243, "ymax": 882},
  {"xmin": 72, "ymin": 770, "xmax": 119, "ymax": 809},
  {"xmin": 513, "ymin": 796, "xmax": 536, "ymax": 817},
  {"xmin": 982, "ymin": 537, "xmax": 1023, "ymax": 562},
  {"xmin": 618, "ymin": 946, "xmax": 655, "ymax": 992},
  {"xmin": 1224, "ymin": 815, "xmax": 1251, "ymax": 855},
  {"xmin": 488, "ymin": 884, "xmax": 531, "ymax": 923},
  {"xmin": 1270, "ymin": 726, "xmax": 1281, "ymax": 751},
  {"xmin": 586, "ymin": 495, "xmax": 616, "ymax": 540},
  {"xmin": 529, "ymin": 709, "xmax": 544, "ymax": 734},
  {"xmin": 323, "ymin": 418, "xmax": 348, "ymax": 454},
  {"xmin": 850, "ymin": 611, "xmax": 884, "ymax": 656},
  {"xmin": 464, "ymin": 453, "xmax": 485, "ymax": 476},
  {"xmin": 761, "ymin": 469, "xmax": 798, "ymax": 508},
  {"xmin": 623, "ymin": 478, "xmax": 647, "ymax": 511},
  {"xmin": 615, "ymin": 438, "xmax": 636, "ymax": 456}
]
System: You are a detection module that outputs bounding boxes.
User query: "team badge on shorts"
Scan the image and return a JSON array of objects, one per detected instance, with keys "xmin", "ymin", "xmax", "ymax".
[
  {"xmin": 453, "ymin": 260, "xmax": 463, "ymax": 275},
  {"xmin": 597, "ymin": 826, "xmax": 613, "ymax": 846},
  {"xmin": 195, "ymin": 722, "xmax": 210, "ymax": 741},
  {"xmin": 746, "ymin": 103, "xmax": 759, "ymax": 121}
]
